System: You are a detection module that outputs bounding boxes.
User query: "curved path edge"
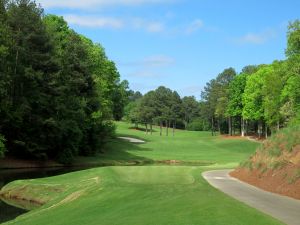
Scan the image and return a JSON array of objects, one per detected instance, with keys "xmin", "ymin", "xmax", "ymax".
[{"xmin": 202, "ymin": 170, "xmax": 300, "ymax": 225}]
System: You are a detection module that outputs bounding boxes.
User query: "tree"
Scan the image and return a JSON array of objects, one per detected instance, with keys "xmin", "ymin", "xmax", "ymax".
[
  {"xmin": 182, "ymin": 96, "xmax": 199, "ymax": 129},
  {"xmin": 286, "ymin": 20, "xmax": 300, "ymax": 58},
  {"xmin": 241, "ymin": 65, "xmax": 259, "ymax": 75},
  {"xmin": 201, "ymin": 68, "xmax": 236, "ymax": 135},
  {"xmin": 0, "ymin": 4, "xmax": 126, "ymax": 163},
  {"xmin": 262, "ymin": 61, "xmax": 286, "ymax": 133},
  {"xmin": 243, "ymin": 66, "xmax": 273, "ymax": 138},
  {"xmin": 139, "ymin": 91, "xmax": 156, "ymax": 134},
  {"xmin": 0, "ymin": 135, "xmax": 5, "ymax": 158},
  {"xmin": 2, "ymin": 0, "xmax": 58, "ymax": 158},
  {"xmin": 227, "ymin": 73, "xmax": 247, "ymax": 136},
  {"xmin": 201, "ymin": 79, "xmax": 219, "ymax": 135}
]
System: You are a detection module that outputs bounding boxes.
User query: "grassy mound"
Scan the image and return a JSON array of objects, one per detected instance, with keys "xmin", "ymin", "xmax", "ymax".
[
  {"xmin": 0, "ymin": 166, "xmax": 283, "ymax": 225},
  {"xmin": 232, "ymin": 126, "xmax": 300, "ymax": 199}
]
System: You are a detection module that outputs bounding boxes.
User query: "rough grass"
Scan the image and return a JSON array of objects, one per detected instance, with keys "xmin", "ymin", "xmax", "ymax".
[
  {"xmin": 240, "ymin": 125, "xmax": 300, "ymax": 171},
  {"xmin": 0, "ymin": 166, "xmax": 283, "ymax": 225}
]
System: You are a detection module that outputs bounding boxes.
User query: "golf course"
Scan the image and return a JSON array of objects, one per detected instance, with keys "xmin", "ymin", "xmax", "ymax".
[{"xmin": 0, "ymin": 122, "xmax": 284, "ymax": 225}]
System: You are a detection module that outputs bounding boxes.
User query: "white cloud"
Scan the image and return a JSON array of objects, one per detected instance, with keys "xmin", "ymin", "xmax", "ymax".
[
  {"xmin": 185, "ymin": 19, "xmax": 204, "ymax": 34},
  {"xmin": 131, "ymin": 18, "xmax": 165, "ymax": 33},
  {"xmin": 120, "ymin": 55, "xmax": 175, "ymax": 67},
  {"xmin": 38, "ymin": 0, "xmax": 176, "ymax": 9},
  {"xmin": 143, "ymin": 55, "xmax": 175, "ymax": 67},
  {"xmin": 129, "ymin": 71, "xmax": 165, "ymax": 77},
  {"xmin": 63, "ymin": 14, "xmax": 124, "ymax": 29},
  {"xmin": 146, "ymin": 22, "xmax": 165, "ymax": 33},
  {"xmin": 63, "ymin": 15, "xmax": 165, "ymax": 33},
  {"xmin": 236, "ymin": 29, "xmax": 277, "ymax": 45}
]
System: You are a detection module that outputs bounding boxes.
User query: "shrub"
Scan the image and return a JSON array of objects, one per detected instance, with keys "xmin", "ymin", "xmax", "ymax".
[
  {"xmin": 240, "ymin": 160, "xmax": 253, "ymax": 170},
  {"xmin": 0, "ymin": 135, "xmax": 6, "ymax": 158},
  {"xmin": 269, "ymin": 160, "xmax": 288, "ymax": 170}
]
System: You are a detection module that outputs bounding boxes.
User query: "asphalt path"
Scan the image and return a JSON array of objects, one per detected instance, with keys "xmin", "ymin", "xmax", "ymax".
[{"xmin": 202, "ymin": 170, "xmax": 300, "ymax": 225}]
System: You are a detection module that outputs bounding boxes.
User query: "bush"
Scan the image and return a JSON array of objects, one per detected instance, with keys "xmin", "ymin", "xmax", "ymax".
[
  {"xmin": 0, "ymin": 135, "xmax": 6, "ymax": 158},
  {"xmin": 186, "ymin": 119, "xmax": 210, "ymax": 131}
]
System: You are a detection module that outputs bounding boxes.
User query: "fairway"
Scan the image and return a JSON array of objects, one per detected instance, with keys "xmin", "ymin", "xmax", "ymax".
[
  {"xmin": 0, "ymin": 122, "xmax": 284, "ymax": 225},
  {"xmin": 1, "ymin": 166, "xmax": 283, "ymax": 225},
  {"xmin": 77, "ymin": 122, "xmax": 260, "ymax": 167}
]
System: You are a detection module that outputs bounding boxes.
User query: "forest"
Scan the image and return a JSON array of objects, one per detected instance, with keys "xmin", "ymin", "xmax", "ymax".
[
  {"xmin": 0, "ymin": 0, "xmax": 129, "ymax": 163},
  {"xmin": 1, "ymin": 0, "xmax": 300, "ymax": 163},
  {"xmin": 125, "ymin": 21, "xmax": 300, "ymax": 138}
]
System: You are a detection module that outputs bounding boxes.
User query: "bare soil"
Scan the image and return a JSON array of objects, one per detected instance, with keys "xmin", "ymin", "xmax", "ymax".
[{"xmin": 231, "ymin": 164, "xmax": 300, "ymax": 200}]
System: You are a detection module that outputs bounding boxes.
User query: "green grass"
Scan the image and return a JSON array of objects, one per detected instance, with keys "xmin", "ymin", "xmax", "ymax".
[
  {"xmin": 1, "ymin": 166, "xmax": 283, "ymax": 225},
  {"xmin": 0, "ymin": 122, "xmax": 283, "ymax": 225},
  {"xmin": 75, "ymin": 122, "xmax": 260, "ymax": 167}
]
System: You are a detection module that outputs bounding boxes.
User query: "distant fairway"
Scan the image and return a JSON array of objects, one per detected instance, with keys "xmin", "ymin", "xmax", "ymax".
[
  {"xmin": 77, "ymin": 122, "xmax": 260, "ymax": 167},
  {"xmin": 0, "ymin": 122, "xmax": 284, "ymax": 225}
]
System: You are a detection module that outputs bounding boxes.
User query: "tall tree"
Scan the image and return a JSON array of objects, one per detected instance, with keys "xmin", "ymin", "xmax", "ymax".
[
  {"xmin": 226, "ymin": 73, "xmax": 248, "ymax": 136},
  {"xmin": 182, "ymin": 96, "xmax": 199, "ymax": 129},
  {"xmin": 243, "ymin": 66, "xmax": 273, "ymax": 138}
]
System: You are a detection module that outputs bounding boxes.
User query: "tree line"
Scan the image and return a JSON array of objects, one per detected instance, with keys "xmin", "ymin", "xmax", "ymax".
[
  {"xmin": 0, "ymin": 0, "xmax": 129, "ymax": 163},
  {"xmin": 125, "ymin": 20, "xmax": 300, "ymax": 137},
  {"xmin": 124, "ymin": 87, "xmax": 203, "ymax": 136}
]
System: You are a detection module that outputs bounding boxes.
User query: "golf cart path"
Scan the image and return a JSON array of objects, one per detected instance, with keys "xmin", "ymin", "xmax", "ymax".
[
  {"xmin": 118, "ymin": 137, "xmax": 145, "ymax": 143},
  {"xmin": 202, "ymin": 170, "xmax": 300, "ymax": 225}
]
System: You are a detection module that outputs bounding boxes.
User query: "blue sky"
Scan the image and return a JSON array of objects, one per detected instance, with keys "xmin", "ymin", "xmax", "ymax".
[{"xmin": 37, "ymin": 0, "xmax": 300, "ymax": 98}]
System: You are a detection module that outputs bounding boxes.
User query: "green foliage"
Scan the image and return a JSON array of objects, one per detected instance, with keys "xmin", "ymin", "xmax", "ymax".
[
  {"xmin": 262, "ymin": 62, "xmax": 286, "ymax": 128},
  {"xmin": 0, "ymin": 1, "xmax": 127, "ymax": 163},
  {"xmin": 186, "ymin": 119, "xmax": 210, "ymax": 131},
  {"xmin": 286, "ymin": 20, "xmax": 300, "ymax": 58},
  {"xmin": 243, "ymin": 66, "xmax": 272, "ymax": 120},
  {"xmin": 227, "ymin": 73, "xmax": 247, "ymax": 117},
  {"xmin": 182, "ymin": 96, "xmax": 200, "ymax": 127},
  {"xmin": 268, "ymin": 125, "xmax": 300, "ymax": 153},
  {"xmin": 0, "ymin": 134, "xmax": 6, "ymax": 158}
]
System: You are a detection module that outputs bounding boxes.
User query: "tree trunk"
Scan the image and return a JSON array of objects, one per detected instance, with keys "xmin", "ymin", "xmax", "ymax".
[
  {"xmin": 218, "ymin": 119, "xmax": 221, "ymax": 134},
  {"xmin": 258, "ymin": 121, "xmax": 262, "ymax": 139},
  {"xmin": 160, "ymin": 121, "xmax": 162, "ymax": 136},
  {"xmin": 172, "ymin": 121, "xmax": 175, "ymax": 137},
  {"xmin": 145, "ymin": 123, "xmax": 148, "ymax": 134},
  {"xmin": 166, "ymin": 120, "xmax": 169, "ymax": 136},
  {"xmin": 211, "ymin": 117, "xmax": 214, "ymax": 136},
  {"xmin": 228, "ymin": 117, "xmax": 232, "ymax": 136},
  {"xmin": 277, "ymin": 121, "xmax": 280, "ymax": 131},
  {"xmin": 150, "ymin": 123, "xmax": 153, "ymax": 135},
  {"xmin": 233, "ymin": 117, "xmax": 235, "ymax": 135},
  {"xmin": 241, "ymin": 117, "xmax": 245, "ymax": 137},
  {"xmin": 265, "ymin": 125, "xmax": 268, "ymax": 139}
]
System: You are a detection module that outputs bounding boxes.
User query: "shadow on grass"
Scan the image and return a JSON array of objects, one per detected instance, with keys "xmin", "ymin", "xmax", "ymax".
[{"xmin": 128, "ymin": 127, "xmax": 158, "ymax": 133}]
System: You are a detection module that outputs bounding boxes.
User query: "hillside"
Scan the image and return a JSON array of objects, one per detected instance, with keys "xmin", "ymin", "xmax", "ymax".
[{"xmin": 231, "ymin": 126, "xmax": 300, "ymax": 199}]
